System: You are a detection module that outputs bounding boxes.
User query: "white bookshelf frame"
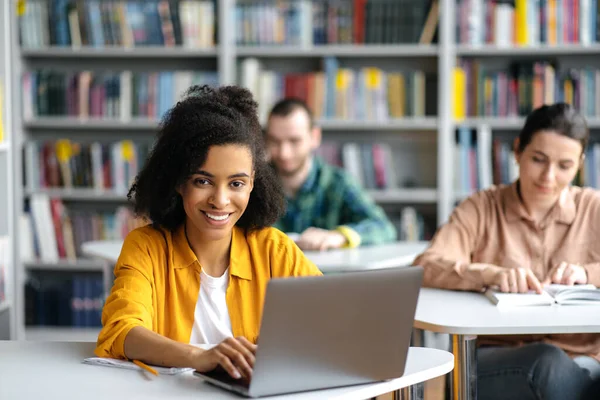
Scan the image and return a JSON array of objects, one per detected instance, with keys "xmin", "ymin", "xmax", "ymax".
[
  {"xmin": 0, "ymin": 0, "xmax": 16, "ymax": 340},
  {"xmin": 7, "ymin": 0, "xmax": 600, "ymax": 341}
]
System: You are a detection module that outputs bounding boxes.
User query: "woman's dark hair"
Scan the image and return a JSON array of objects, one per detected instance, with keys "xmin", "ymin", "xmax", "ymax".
[
  {"xmin": 128, "ymin": 85, "xmax": 286, "ymax": 231},
  {"xmin": 517, "ymin": 102, "xmax": 589, "ymax": 153}
]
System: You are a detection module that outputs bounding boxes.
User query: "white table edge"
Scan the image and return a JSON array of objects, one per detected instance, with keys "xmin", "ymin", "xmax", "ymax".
[
  {"xmin": 81, "ymin": 240, "xmax": 426, "ymax": 271},
  {"xmin": 413, "ymin": 320, "xmax": 600, "ymax": 335},
  {"xmin": 329, "ymin": 351, "xmax": 454, "ymax": 400},
  {"xmin": 0, "ymin": 343, "xmax": 454, "ymax": 400}
]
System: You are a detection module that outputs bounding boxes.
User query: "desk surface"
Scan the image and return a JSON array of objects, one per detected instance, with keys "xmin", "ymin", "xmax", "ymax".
[
  {"xmin": 415, "ymin": 288, "xmax": 600, "ymax": 335},
  {"xmin": 0, "ymin": 341, "xmax": 453, "ymax": 400},
  {"xmin": 82, "ymin": 240, "xmax": 428, "ymax": 273},
  {"xmin": 305, "ymin": 241, "xmax": 428, "ymax": 271}
]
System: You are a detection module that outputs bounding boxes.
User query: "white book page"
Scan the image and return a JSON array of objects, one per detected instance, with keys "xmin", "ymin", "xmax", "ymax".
[{"xmin": 484, "ymin": 288, "xmax": 555, "ymax": 307}]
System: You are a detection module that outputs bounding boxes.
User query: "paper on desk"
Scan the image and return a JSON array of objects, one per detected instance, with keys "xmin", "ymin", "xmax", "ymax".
[{"xmin": 82, "ymin": 357, "xmax": 194, "ymax": 375}]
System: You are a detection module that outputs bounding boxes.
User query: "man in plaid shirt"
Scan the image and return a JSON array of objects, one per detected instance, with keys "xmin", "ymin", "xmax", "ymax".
[{"xmin": 265, "ymin": 98, "xmax": 397, "ymax": 251}]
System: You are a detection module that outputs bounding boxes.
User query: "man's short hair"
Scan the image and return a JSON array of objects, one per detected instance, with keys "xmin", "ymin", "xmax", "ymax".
[{"xmin": 267, "ymin": 98, "xmax": 315, "ymax": 128}]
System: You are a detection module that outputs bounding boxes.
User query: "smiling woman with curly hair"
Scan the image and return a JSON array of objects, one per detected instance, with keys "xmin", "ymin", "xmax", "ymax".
[{"xmin": 95, "ymin": 85, "xmax": 322, "ymax": 382}]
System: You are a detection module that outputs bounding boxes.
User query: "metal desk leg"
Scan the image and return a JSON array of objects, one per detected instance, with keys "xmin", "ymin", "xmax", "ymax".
[
  {"xmin": 392, "ymin": 382, "xmax": 424, "ymax": 400},
  {"xmin": 411, "ymin": 328, "xmax": 425, "ymax": 347},
  {"xmin": 450, "ymin": 334, "xmax": 477, "ymax": 400}
]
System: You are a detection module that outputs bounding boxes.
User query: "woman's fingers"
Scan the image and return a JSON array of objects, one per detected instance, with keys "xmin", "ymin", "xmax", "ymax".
[
  {"xmin": 214, "ymin": 349, "xmax": 242, "ymax": 379},
  {"xmin": 525, "ymin": 269, "xmax": 543, "ymax": 294},
  {"xmin": 516, "ymin": 268, "xmax": 529, "ymax": 293},
  {"xmin": 219, "ymin": 339, "xmax": 254, "ymax": 379}
]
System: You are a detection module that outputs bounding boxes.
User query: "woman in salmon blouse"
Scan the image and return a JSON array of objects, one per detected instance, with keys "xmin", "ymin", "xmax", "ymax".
[
  {"xmin": 95, "ymin": 85, "xmax": 322, "ymax": 381},
  {"xmin": 413, "ymin": 103, "xmax": 600, "ymax": 400}
]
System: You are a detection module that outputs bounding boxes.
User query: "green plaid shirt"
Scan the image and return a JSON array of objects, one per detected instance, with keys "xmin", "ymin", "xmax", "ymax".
[{"xmin": 273, "ymin": 157, "xmax": 397, "ymax": 246}]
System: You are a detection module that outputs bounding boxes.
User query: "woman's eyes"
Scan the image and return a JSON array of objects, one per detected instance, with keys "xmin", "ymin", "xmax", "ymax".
[
  {"xmin": 193, "ymin": 178, "xmax": 245, "ymax": 188},
  {"xmin": 194, "ymin": 178, "xmax": 210, "ymax": 185},
  {"xmin": 531, "ymin": 158, "xmax": 572, "ymax": 170}
]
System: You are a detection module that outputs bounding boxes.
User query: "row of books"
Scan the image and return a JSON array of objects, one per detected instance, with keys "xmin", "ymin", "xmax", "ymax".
[
  {"xmin": 393, "ymin": 207, "xmax": 431, "ymax": 241},
  {"xmin": 19, "ymin": 0, "xmax": 215, "ymax": 49},
  {"xmin": 455, "ymin": 61, "xmax": 600, "ymax": 118},
  {"xmin": 235, "ymin": 0, "xmax": 438, "ymax": 45},
  {"xmin": 457, "ymin": 0, "xmax": 599, "ymax": 46},
  {"xmin": 25, "ymin": 272, "xmax": 103, "ymax": 328},
  {"xmin": 24, "ymin": 140, "xmax": 150, "ymax": 192},
  {"xmin": 581, "ymin": 143, "xmax": 600, "ymax": 188},
  {"xmin": 0, "ymin": 237, "xmax": 8, "ymax": 305},
  {"xmin": 22, "ymin": 195, "xmax": 146, "ymax": 262},
  {"xmin": 454, "ymin": 126, "xmax": 519, "ymax": 194},
  {"xmin": 22, "ymin": 70, "xmax": 218, "ymax": 120},
  {"xmin": 316, "ymin": 142, "xmax": 407, "ymax": 190},
  {"xmin": 241, "ymin": 57, "xmax": 433, "ymax": 124}
]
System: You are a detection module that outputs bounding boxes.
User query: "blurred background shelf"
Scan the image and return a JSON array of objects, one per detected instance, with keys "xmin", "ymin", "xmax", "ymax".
[
  {"xmin": 21, "ymin": 47, "xmax": 218, "ymax": 58},
  {"xmin": 23, "ymin": 259, "xmax": 106, "ymax": 271},
  {"xmin": 456, "ymin": 44, "xmax": 600, "ymax": 57},
  {"xmin": 0, "ymin": 301, "xmax": 11, "ymax": 314},
  {"xmin": 25, "ymin": 188, "xmax": 128, "ymax": 202},
  {"xmin": 25, "ymin": 327, "xmax": 100, "ymax": 342},
  {"xmin": 236, "ymin": 44, "xmax": 439, "ymax": 57},
  {"xmin": 368, "ymin": 188, "xmax": 437, "ymax": 204}
]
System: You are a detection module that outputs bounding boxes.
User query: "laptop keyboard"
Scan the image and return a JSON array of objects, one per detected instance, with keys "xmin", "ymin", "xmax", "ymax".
[{"xmin": 203, "ymin": 368, "xmax": 251, "ymax": 389}]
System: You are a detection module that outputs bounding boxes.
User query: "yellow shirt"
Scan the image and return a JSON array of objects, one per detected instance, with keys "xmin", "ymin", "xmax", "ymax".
[{"xmin": 95, "ymin": 224, "xmax": 322, "ymax": 359}]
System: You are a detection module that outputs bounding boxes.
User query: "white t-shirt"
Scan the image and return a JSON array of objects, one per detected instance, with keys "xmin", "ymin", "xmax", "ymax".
[{"xmin": 189, "ymin": 268, "xmax": 233, "ymax": 345}]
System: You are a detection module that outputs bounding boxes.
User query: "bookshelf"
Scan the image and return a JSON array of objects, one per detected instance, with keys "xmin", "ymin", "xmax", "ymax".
[
  {"xmin": 23, "ymin": 116, "xmax": 439, "ymax": 131},
  {"xmin": 0, "ymin": 0, "xmax": 16, "ymax": 341},
  {"xmin": 21, "ymin": 47, "xmax": 219, "ymax": 58},
  {"xmin": 6, "ymin": 0, "xmax": 600, "ymax": 340},
  {"xmin": 453, "ymin": 0, "xmax": 600, "ymax": 197},
  {"xmin": 235, "ymin": 44, "xmax": 439, "ymax": 57}
]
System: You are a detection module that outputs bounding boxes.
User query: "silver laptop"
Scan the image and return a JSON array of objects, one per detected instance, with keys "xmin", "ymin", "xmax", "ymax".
[{"xmin": 194, "ymin": 266, "xmax": 423, "ymax": 398}]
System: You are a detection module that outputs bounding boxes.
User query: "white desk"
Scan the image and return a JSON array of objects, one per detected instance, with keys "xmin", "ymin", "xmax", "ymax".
[
  {"xmin": 81, "ymin": 240, "xmax": 428, "ymax": 273},
  {"xmin": 414, "ymin": 288, "xmax": 600, "ymax": 400},
  {"xmin": 0, "ymin": 341, "xmax": 453, "ymax": 400},
  {"xmin": 305, "ymin": 242, "xmax": 428, "ymax": 272}
]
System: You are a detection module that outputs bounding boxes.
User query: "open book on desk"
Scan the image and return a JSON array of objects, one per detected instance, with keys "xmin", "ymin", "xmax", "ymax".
[{"xmin": 485, "ymin": 284, "xmax": 600, "ymax": 307}]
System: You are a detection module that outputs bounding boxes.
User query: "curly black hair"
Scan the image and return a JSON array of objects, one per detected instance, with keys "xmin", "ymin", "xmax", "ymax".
[{"xmin": 128, "ymin": 85, "xmax": 286, "ymax": 231}]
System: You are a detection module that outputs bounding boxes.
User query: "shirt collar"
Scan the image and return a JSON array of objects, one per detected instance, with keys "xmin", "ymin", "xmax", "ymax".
[
  {"xmin": 172, "ymin": 224, "xmax": 198, "ymax": 269},
  {"xmin": 504, "ymin": 181, "xmax": 576, "ymax": 225},
  {"xmin": 171, "ymin": 224, "xmax": 253, "ymax": 280},
  {"xmin": 230, "ymin": 226, "xmax": 252, "ymax": 281}
]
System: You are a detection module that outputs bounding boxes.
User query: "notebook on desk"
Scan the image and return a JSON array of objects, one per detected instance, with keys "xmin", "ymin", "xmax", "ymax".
[
  {"xmin": 485, "ymin": 284, "xmax": 600, "ymax": 307},
  {"xmin": 194, "ymin": 266, "xmax": 424, "ymax": 398},
  {"xmin": 82, "ymin": 357, "xmax": 193, "ymax": 375}
]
